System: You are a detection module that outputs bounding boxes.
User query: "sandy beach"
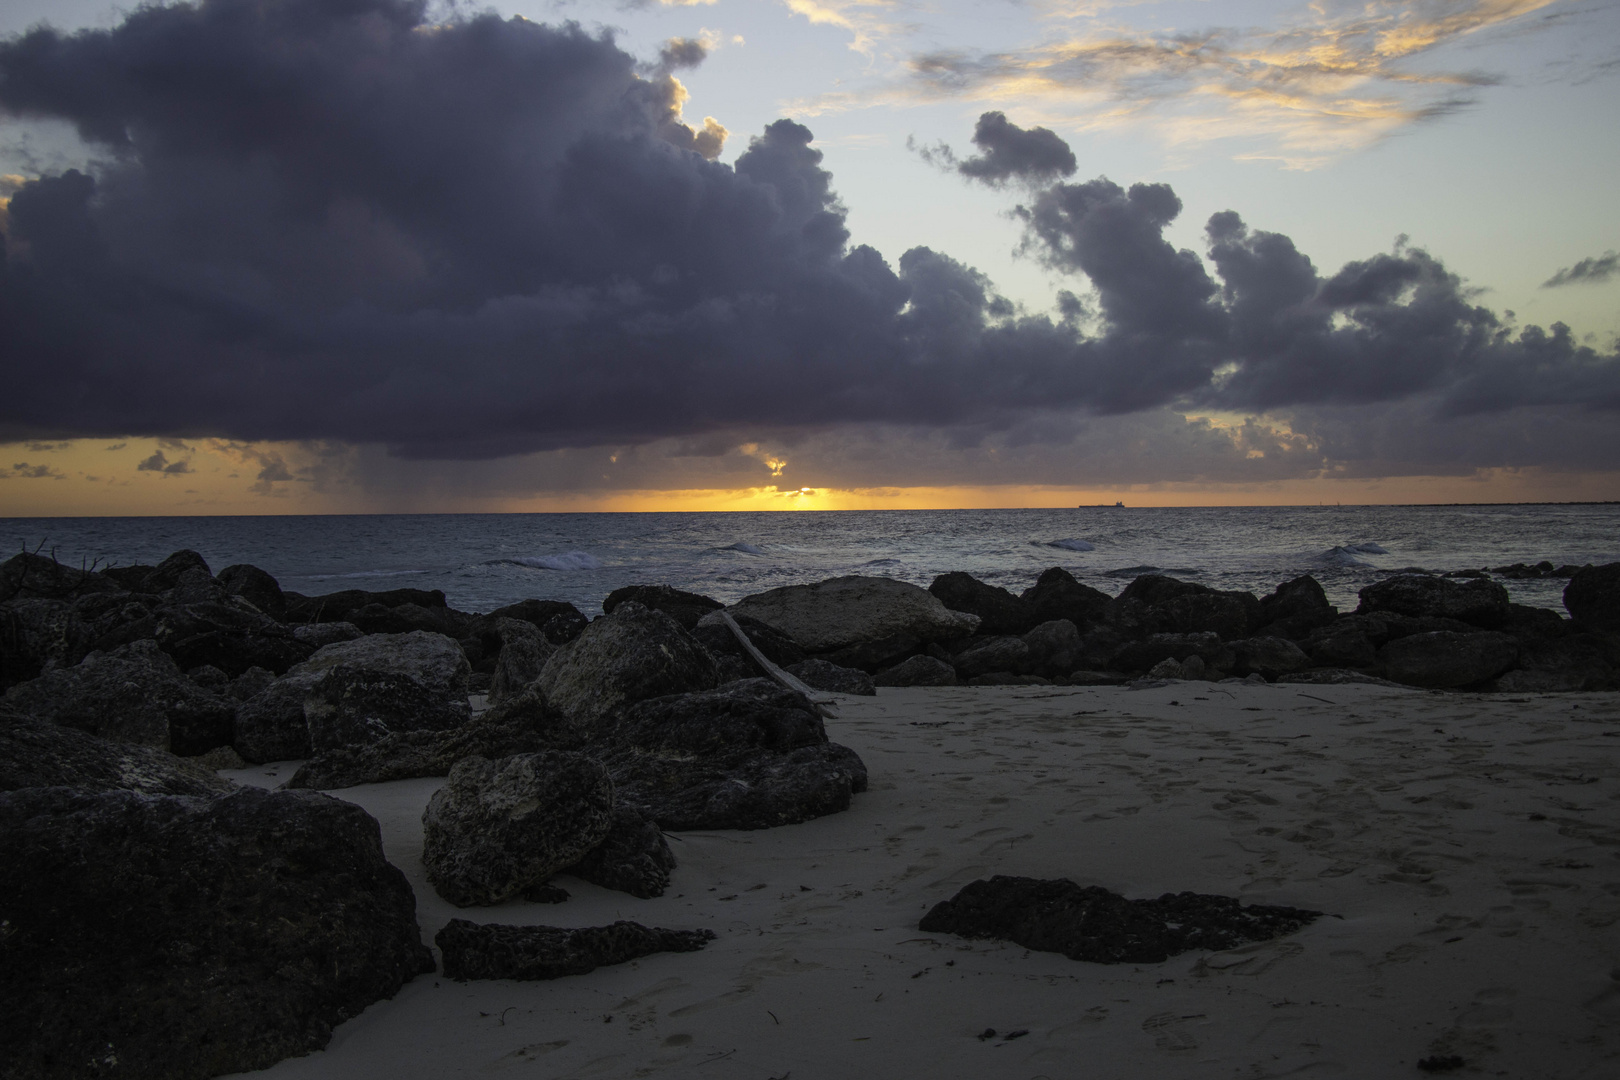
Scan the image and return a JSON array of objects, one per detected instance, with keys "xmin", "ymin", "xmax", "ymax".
[{"xmin": 222, "ymin": 682, "xmax": 1620, "ymax": 1079}]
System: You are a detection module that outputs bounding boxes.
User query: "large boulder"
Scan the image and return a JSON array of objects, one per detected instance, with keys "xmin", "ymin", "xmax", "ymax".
[
  {"xmin": 564, "ymin": 805, "xmax": 677, "ymax": 898},
  {"xmin": 0, "ymin": 709, "xmax": 233, "ymax": 796},
  {"xmin": 1379, "ymin": 631, "xmax": 1518, "ymax": 688},
  {"xmin": 421, "ymin": 751, "xmax": 615, "ymax": 907},
  {"xmin": 1564, "ymin": 563, "xmax": 1620, "ymax": 632},
  {"xmin": 5, "ymin": 639, "xmax": 237, "ymax": 754},
  {"xmin": 1357, "ymin": 574, "xmax": 1510, "ymax": 628},
  {"xmin": 1110, "ymin": 632, "xmax": 1232, "ymax": 674},
  {"xmin": 0, "ymin": 786, "xmax": 434, "ymax": 1080},
  {"xmin": 691, "ymin": 611, "xmax": 808, "ymax": 671},
  {"xmin": 281, "ymin": 586, "xmax": 448, "ymax": 625},
  {"xmin": 598, "ymin": 679, "xmax": 868, "ymax": 831},
  {"xmin": 288, "ymin": 631, "xmax": 472, "ymax": 752},
  {"xmin": 486, "ymin": 617, "xmax": 555, "ymax": 704},
  {"xmin": 1116, "ymin": 574, "xmax": 1207, "ymax": 608},
  {"xmin": 90, "ymin": 596, "xmax": 314, "ymax": 677},
  {"xmin": 1258, "ymin": 574, "xmax": 1335, "ymax": 635},
  {"xmin": 727, "ymin": 575, "xmax": 979, "ymax": 653},
  {"xmin": 233, "ymin": 679, "xmax": 316, "ymax": 763},
  {"xmin": 1019, "ymin": 568, "xmax": 1112, "ymax": 630},
  {"xmin": 1022, "ymin": 619, "xmax": 1082, "ymax": 676},
  {"xmin": 952, "ymin": 635, "xmax": 1033, "ymax": 679},
  {"xmin": 873, "ymin": 654, "xmax": 958, "ymax": 687},
  {"xmin": 603, "ymin": 584, "xmax": 724, "ymax": 630},
  {"xmin": 1156, "ymin": 589, "xmax": 1262, "ymax": 641},
  {"xmin": 784, "ymin": 657, "xmax": 876, "ymax": 696},
  {"xmin": 216, "ymin": 563, "xmax": 288, "ymax": 619},
  {"xmin": 0, "ymin": 597, "xmax": 94, "ymax": 691},
  {"xmin": 1491, "ymin": 635, "xmax": 1618, "ymax": 692},
  {"xmin": 929, "ymin": 572, "xmax": 1036, "ymax": 636},
  {"xmin": 0, "ymin": 550, "xmax": 122, "ymax": 601},
  {"xmin": 486, "ymin": 599, "xmax": 589, "ymax": 644},
  {"xmin": 1230, "ymin": 637, "xmax": 1313, "ymax": 681},
  {"xmin": 436, "ymin": 920, "xmax": 713, "ymax": 982},
  {"xmin": 537, "ymin": 602, "xmax": 717, "ymax": 728}
]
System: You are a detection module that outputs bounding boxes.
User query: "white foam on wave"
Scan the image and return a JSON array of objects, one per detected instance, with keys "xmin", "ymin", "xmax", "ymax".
[
  {"xmin": 1344, "ymin": 542, "xmax": 1388, "ymax": 555},
  {"xmin": 721, "ymin": 542, "xmax": 767, "ymax": 555},
  {"xmin": 1320, "ymin": 546, "xmax": 1373, "ymax": 567},
  {"xmin": 503, "ymin": 551, "xmax": 603, "ymax": 572}
]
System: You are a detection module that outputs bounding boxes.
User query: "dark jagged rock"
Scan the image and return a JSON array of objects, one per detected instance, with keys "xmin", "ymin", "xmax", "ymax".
[
  {"xmin": 141, "ymin": 550, "xmax": 213, "ymax": 593},
  {"xmin": 692, "ymin": 611, "xmax": 808, "ymax": 669},
  {"xmin": 930, "ymin": 572, "xmax": 1036, "ymax": 636},
  {"xmin": 1491, "ymin": 635, "xmax": 1618, "ymax": 692},
  {"xmin": 292, "ymin": 620, "xmax": 365, "ymax": 649},
  {"xmin": 874, "ymin": 654, "xmax": 958, "ymax": 687},
  {"xmin": 538, "ymin": 602, "xmax": 718, "ymax": 728},
  {"xmin": 565, "ymin": 805, "xmax": 677, "ymax": 898},
  {"xmin": 0, "ymin": 597, "xmax": 93, "ymax": 691},
  {"xmin": 0, "ymin": 550, "xmax": 122, "ymax": 601},
  {"xmin": 422, "ymin": 752, "xmax": 615, "ymax": 907},
  {"xmin": 216, "ymin": 563, "xmax": 287, "ymax": 619},
  {"xmin": 5, "ymin": 639, "xmax": 236, "ymax": 754},
  {"xmin": 1116, "ymin": 573, "xmax": 1208, "ymax": 609},
  {"xmin": 1358, "ymin": 574, "xmax": 1510, "ymax": 628},
  {"xmin": 919, "ymin": 875, "xmax": 1321, "ymax": 965},
  {"xmin": 1110, "ymin": 632, "xmax": 1232, "ymax": 675},
  {"xmin": 0, "ymin": 785, "xmax": 434, "ymax": 1080},
  {"xmin": 436, "ymin": 920, "xmax": 714, "ymax": 981},
  {"xmin": 819, "ymin": 631, "xmax": 923, "ymax": 673},
  {"xmin": 1379, "ymin": 631, "xmax": 1518, "ymax": 689},
  {"xmin": 1259, "ymin": 574, "xmax": 1334, "ymax": 625},
  {"xmin": 785, "ymin": 657, "xmax": 876, "ymax": 695},
  {"xmin": 1564, "ymin": 562, "xmax": 1620, "ymax": 632},
  {"xmin": 1022, "ymin": 619, "xmax": 1082, "ymax": 676},
  {"xmin": 186, "ymin": 662, "xmax": 231, "ymax": 691},
  {"xmin": 1230, "ymin": 637, "xmax": 1313, "ymax": 681},
  {"xmin": 0, "ymin": 708, "xmax": 233, "ymax": 796},
  {"xmin": 599, "ymin": 679, "xmax": 868, "ymax": 831},
  {"xmin": 281, "ymin": 586, "xmax": 448, "ymax": 624},
  {"xmin": 285, "ymin": 707, "xmax": 567, "ymax": 789},
  {"xmin": 1020, "ymin": 568, "xmax": 1112, "ymax": 630},
  {"xmin": 953, "ymin": 635, "xmax": 1032, "ymax": 679},
  {"xmin": 1499, "ymin": 603, "xmax": 1569, "ymax": 640},
  {"xmin": 604, "ymin": 584, "xmax": 724, "ymax": 630},
  {"xmin": 91, "ymin": 597, "xmax": 314, "ymax": 677},
  {"xmin": 233, "ymin": 678, "xmax": 315, "ymax": 763},
  {"xmin": 1156, "ymin": 589, "xmax": 1262, "ymax": 641},
  {"xmin": 486, "ymin": 599, "xmax": 589, "ymax": 644},
  {"xmin": 295, "ymin": 631, "xmax": 472, "ymax": 752},
  {"xmin": 728, "ymin": 576, "xmax": 979, "ymax": 652},
  {"xmin": 487, "ymin": 617, "xmax": 555, "ymax": 704}
]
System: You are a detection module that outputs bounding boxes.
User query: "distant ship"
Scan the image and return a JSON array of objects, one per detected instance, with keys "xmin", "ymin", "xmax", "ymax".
[{"xmin": 1081, "ymin": 501, "xmax": 1125, "ymax": 507}]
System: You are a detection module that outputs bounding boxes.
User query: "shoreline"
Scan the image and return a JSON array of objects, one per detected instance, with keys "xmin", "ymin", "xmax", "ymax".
[{"xmin": 223, "ymin": 682, "xmax": 1620, "ymax": 1079}]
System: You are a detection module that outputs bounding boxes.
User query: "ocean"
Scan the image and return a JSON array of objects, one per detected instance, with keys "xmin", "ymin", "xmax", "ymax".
[{"xmin": 4, "ymin": 505, "xmax": 1616, "ymax": 618}]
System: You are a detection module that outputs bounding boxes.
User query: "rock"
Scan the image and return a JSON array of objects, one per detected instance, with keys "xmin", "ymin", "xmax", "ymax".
[
  {"xmin": 873, "ymin": 654, "xmax": 958, "ymax": 687},
  {"xmin": 5, "ymin": 639, "xmax": 237, "ymax": 754},
  {"xmin": 421, "ymin": 752, "xmax": 615, "ymax": 907},
  {"xmin": 0, "ymin": 550, "xmax": 121, "ymax": 601},
  {"xmin": 1564, "ymin": 563, "xmax": 1620, "ymax": 632},
  {"xmin": 285, "ymin": 704, "xmax": 569, "ymax": 789},
  {"xmin": 1147, "ymin": 657, "xmax": 1184, "ymax": 680},
  {"xmin": 187, "ymin": 663, "xmax": 230, "ymax": 692},
  {"xmin": 1110, "ymin": 632, "xmax": 1232, "ymax": 674},
  {"xmin": 292, "ymin": 620, "xmax": 364, "ymax": 648},
  {"xmin": 564, "ymin": 805, "xmax": 677, "ymax": 898},
  {"xmin": 435, "ymin": 920, "xmax": 714, "ymax": 981},
  {"xmin": 818, "ymin": 632, "xmax": 923, "ymax": 674},
  {"xmin": 166, "ymin": 566, "xmax": 231, "ymax": 607},
  {"xmin": 1491, "ymin": 635, "xmax": 1618, "ymax": 692},
  {"xmin": 727, "ymin": 575, "xmax": 979, "ymax": 653},
  {"xmin": 953, "ymin": 635, "xmax": 1033, "ymax": 679},
  {"xmin": 1019, "ymin": 568, "xmax": 1112, "ymax": 630},
  {"xmin": 0, "ymin": 596, "xmax": 93, "ymax": 691},
  {"xmin": 1156, "ymin": 589, "xmax": 1262, "ymax": 641},
  {"xmin": 0, "ymin": 785, "xmax": 434, "ymax": 1080},
  {"xmin": 598, "ymin": 679, "xmax": 868, "ymax": 831},
  {"xmin": 1303, "ymin": 625, "xmax": 1379, "ymax": 670},
  {"xmin": 603, "ymin": 584, "xmax": 724, "ymax": 630},
  {"xmin": 784, "ymin": 657, "xmax": 876, "ymax": 696},
  {"xmin": 1499, "ymin": 603, "xmax": 1569, "ymax": 640},
  {"xmin": 141, "ymin": 550, "xmax": 213, "ymax": 593},
  {"xmin": 1117, "ymin": 574, "xmax": 1207, "ymax": 608},
  {"xmin": 215, "ymin": 563, "xmax": 287, "ymax": 619},
  {"xmin": 1358, "ymin": 574, "xmax": 1510, "ymax": 628},
  {"xmin": 281, "ymin": 586, "xmax": 448, "ymax": 625},
  {"xmin": 714, "ymin": 654, "xmax": 758, "ymax": 684},
  {"xmin": 918, "ymin": 875, "xmax": 1321, "ymax": 965},
  {"xmin": 692, "ymin": 611, "xmax": 808, "ymax": 669},
  {"xmin": 91, "ymin": 597, "xmax": 314, "ymax": 677},
  {"xmin": 1066, "ymin": 670, "xmax": 1129, "ymax": 686},
  {"xmin": 1022, "ymin": 619, "xmax": 1082, "ymax": 676},
  {"xmin": 0, "ymin": 708, "xmax": 234, "ymax": 796},
  {"xmin": 233, "ymin": 679, "xmax": 316, "ymax": 763},
  {"xmin": 1259, "ymin": 575, "xmax": 1334, "ymax": 626},
  {"xmin": 538, "ymin": 603, "xmax": 718, "ymax": 728},
  {"xmin": 487, "ymin": 618, "xmax": 555, "ymax": 704},
  {"xmin": 929, "ymin": 572, "xmax": 1036, "ymax": 635},
  {"xmin": 291, "ymin": 631, "xmax": 472, "ymax": 752},
  {"xmin": 1379, "ymin": 631, "xmax": 1518, "ymax": 688},
  {"xmin": 1230, "ymin": 637, "xmax": 1313, "ymax": 681},
  {"xmin": 486, "ymin": 599, "xmax": 590, "ymax": 644}
]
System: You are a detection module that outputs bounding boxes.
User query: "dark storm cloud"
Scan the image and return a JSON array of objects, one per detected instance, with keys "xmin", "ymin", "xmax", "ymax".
[
  {"xmin": 1543, "ymin": 251, "xmax": 1619, "ymax": 287},
  {"xmin": 0, "ymin": 6, "xmax": 1616, "ymax": 467}
]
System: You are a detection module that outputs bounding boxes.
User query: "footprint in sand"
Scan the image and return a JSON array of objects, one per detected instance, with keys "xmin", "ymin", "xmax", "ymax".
[{"xmin": 1140, "ymin": 1011, "xmax": 1200, "ymax": 1052}]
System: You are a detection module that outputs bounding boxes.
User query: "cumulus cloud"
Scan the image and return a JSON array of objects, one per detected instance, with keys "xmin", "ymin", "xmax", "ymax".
[
  {"xmin": 0, "ymin": 3, "xmax": 1615, "ymax": 480},
  {"xmin": 1543, "ymin": 251, "xmax": 1619, "ymax": 287}
]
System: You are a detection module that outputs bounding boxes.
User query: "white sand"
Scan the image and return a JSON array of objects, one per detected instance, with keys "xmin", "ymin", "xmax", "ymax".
[{"xmin": 223, "ymin": 683, "xmax": 1620, "ymax": 1079}]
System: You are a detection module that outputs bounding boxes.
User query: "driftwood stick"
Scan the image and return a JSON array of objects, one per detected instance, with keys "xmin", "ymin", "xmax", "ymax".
[{"xmin": 717, "ymin": 610, "xmax": 838, "ymax": 719}]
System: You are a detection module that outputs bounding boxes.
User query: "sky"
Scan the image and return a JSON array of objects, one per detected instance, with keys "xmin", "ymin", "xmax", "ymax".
[{"xmin": 0, "ymin": 0, "xmax": 1616, "ymax": 515}]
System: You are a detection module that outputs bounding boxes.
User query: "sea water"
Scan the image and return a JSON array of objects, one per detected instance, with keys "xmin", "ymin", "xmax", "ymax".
[{"xmin": 4, "ymin": 505, "xmax": 1616, "ymax": 617}]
